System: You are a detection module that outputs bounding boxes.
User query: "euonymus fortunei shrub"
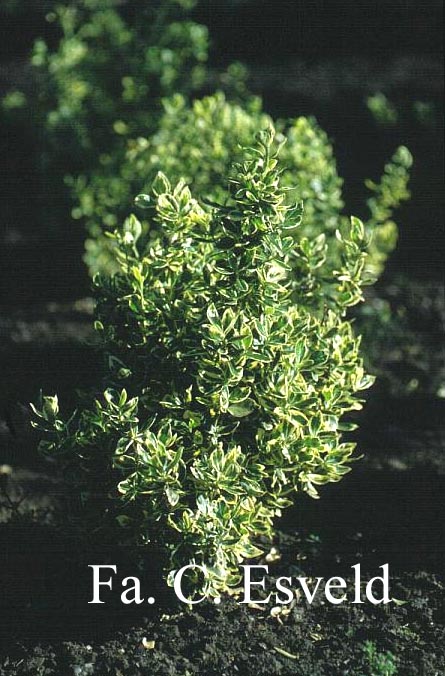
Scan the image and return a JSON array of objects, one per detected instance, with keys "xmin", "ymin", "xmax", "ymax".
[{"xmin": 32, "ymin": 129, "xmax": 374, "ymax": 597}]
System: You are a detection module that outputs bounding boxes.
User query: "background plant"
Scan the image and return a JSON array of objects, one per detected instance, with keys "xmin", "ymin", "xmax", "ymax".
[
  {"xmin": 7, "ymin": 0, "xmax": 210, "ymax": 163},
  {"xmin": 32, "ymin": 130, "xmax": 374, "ymax": 596},
  {"xmin": 0, "ymin": 0, "xmax": 239, "ymax": 243}
]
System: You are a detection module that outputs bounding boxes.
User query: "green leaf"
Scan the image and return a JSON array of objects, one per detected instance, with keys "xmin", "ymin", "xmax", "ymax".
[
  {"xmin": 165, "ymin": 485, "xmax": 180, "ymax": 507},
  {"xmin": 134, "ymin": 193, "xmax": 151, "ymax": 209},
  {"xmin": 228, "ymin": 401, "xmax": 254, "ymax": 418}
]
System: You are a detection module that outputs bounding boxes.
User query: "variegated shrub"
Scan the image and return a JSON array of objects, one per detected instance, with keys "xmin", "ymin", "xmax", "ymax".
[{"xmin": 32, "ymin": 129, "xmax": 374, "ymax": 596}]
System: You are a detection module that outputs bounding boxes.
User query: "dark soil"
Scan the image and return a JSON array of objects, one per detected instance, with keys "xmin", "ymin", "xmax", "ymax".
[
  {"xmin": 0, "ymin": 308, "xmax": 444, "ymax": 674},
  {"xmin": 0, "ymin": 543, "xmax": 444, "ymax": 675},
  {"xmin": 0, "ymin": 469, "xmax": 444, "ymax": 675}
]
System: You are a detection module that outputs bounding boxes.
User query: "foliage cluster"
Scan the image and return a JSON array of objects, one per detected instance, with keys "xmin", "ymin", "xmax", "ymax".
[
  {"xmin": 13, "ymin": 0, "xmax": 209, "ymax": 164},
  {"xmin": 32, "ymin": 130, "xmax": 374, "ymax": 595},
  {"xmin": 72, "ymin": 92, "xmax": 412, "ymax": 287},
  {"xmin": 71, "ymin": 90, "xmax": 417, "ymax": 392},
  {"xmin": 1, "ymin": 0, "xmax": 231, "ymax": 238},
  {"xmin": 0, "ymin": 0, "xmax": 248, "ymax": 272}
]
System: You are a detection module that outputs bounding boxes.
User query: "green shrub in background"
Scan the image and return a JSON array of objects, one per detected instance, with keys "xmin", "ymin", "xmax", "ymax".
[
  {"xmin": 1, "ymin": 0, "xmax": 241, "ymax": 234},
  {"xmin": 32, "ymin": 130, "xmax": 374, "ymax": 596},
  {"xmin": 21, "ymin": 0, "xmax": 209, "ymax": 163}
]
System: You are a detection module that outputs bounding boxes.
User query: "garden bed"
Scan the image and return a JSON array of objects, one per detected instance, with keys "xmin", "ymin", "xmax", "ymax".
[{"xmin": 0, "ymin": 326, "xmax": 444, "ymax": 674}]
